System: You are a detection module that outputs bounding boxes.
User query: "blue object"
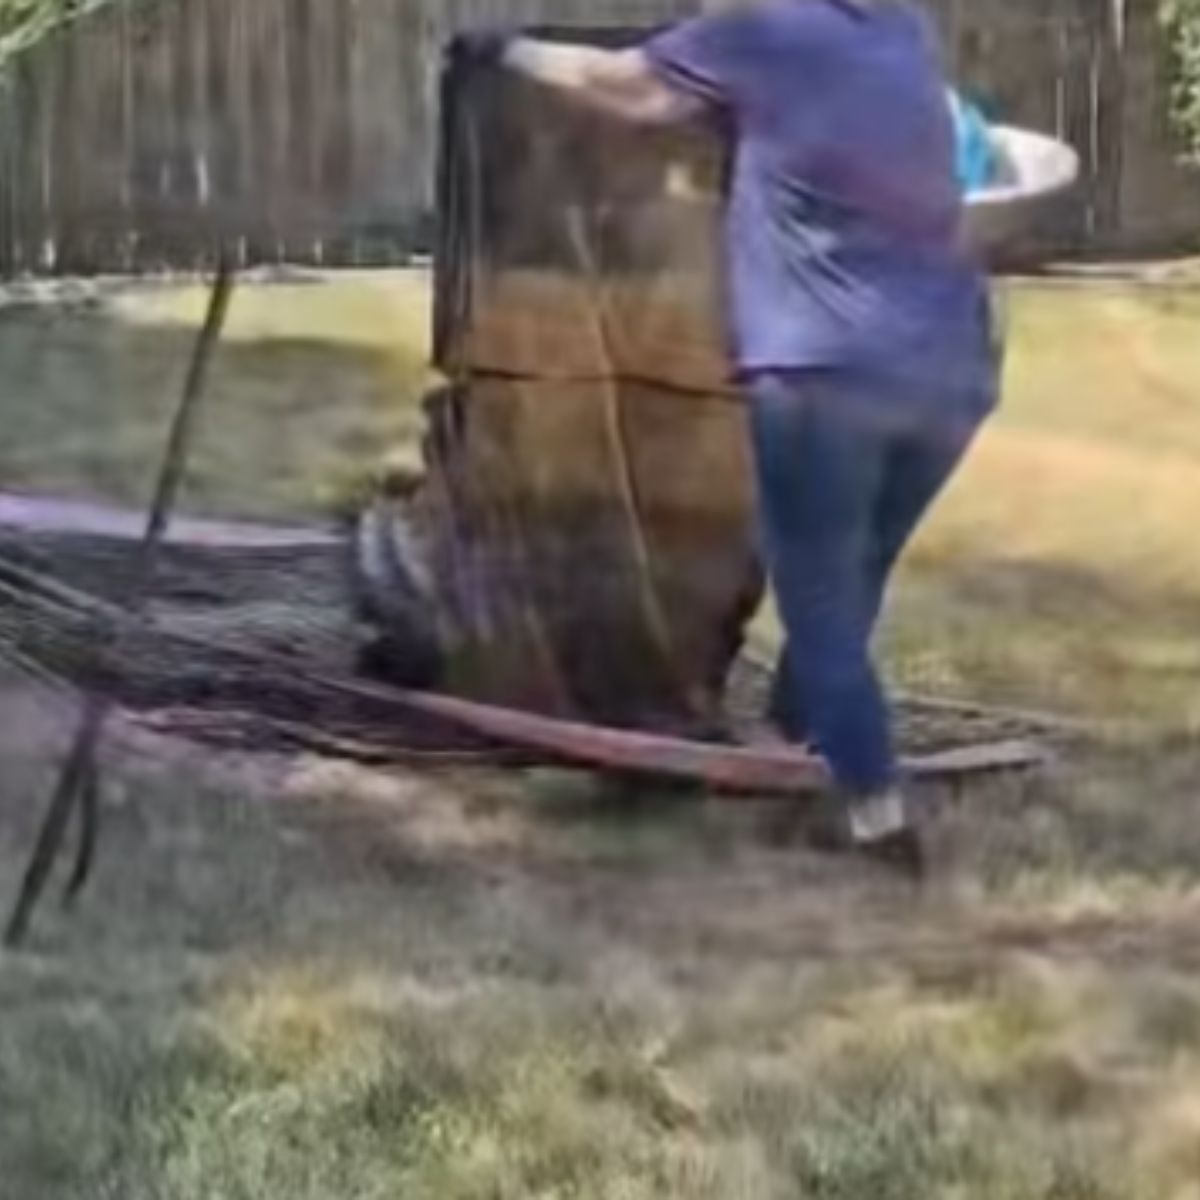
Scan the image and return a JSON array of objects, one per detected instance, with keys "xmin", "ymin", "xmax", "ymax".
[
  {"xmin": 949, "ymin": 88, "xmax": 997, "ymax": 194},
  {"xmin": 747, "ymin": 358, "xmax": 996, "ymax": 795},
  {"xmin": 644, "ymin": 0, "xmax": 990, "ymax": 376}
]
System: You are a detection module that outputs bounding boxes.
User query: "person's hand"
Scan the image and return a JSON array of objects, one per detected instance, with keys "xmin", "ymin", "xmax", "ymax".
[{"xmin": 447, "ymin": 27, "xmax": 514, "ymax": 70}]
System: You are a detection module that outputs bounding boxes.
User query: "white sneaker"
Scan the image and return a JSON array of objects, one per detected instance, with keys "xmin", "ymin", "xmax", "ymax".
[
  {"xmin": 807, "ymin": 787, "xmax": 926, "ymax": 879},
  {"xmin": 847, "ymin": 788, "xmax": 908, "ymax": 844}
]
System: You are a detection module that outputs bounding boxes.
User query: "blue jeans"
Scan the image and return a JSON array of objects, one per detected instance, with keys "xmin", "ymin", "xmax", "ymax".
[{"xmin": 747, "ymin": 365, "xmax": 993, "ymax": 795}]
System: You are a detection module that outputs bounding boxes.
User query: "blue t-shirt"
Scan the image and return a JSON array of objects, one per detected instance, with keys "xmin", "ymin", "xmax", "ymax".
[{"xmin": 645, "ymin": 0, "xmax": 990, "ymax": 378}]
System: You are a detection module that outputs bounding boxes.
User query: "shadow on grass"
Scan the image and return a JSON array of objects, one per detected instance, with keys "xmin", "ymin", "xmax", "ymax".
[
  {"xmin": 0, "ymin": 301, "xmax": 431, "ymax": 522},
  {"xmin": 885, "ymin": 550, "xmax": 1200, "ymax": 727},
  {"xmin": 937, "ymin": 554, "xmax": 1200, "ymax": 630},
  {"xmin": 5, "ymin": 667, "xmax": 1200, "ymax": 1199}
]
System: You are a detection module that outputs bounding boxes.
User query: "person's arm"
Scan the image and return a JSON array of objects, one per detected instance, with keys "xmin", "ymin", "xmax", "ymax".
[{"xmin": 501, "ymin": 40, "xmax": 703, "ymax": 125}]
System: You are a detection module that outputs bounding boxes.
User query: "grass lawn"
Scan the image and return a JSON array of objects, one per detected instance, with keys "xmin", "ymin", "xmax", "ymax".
[
  {"xmin": 0, "ymin": 270, "xmax": 438, "ymax": 519},
  {"xmin": 2, "ymin": 269, "xmax": 1200, "ymax": 1199}
]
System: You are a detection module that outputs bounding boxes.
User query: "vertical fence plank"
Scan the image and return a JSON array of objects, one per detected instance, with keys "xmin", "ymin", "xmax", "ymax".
[
  {"xmin": 30, "ymin": 46, "xmax": 55, "ymax": 272},
  {"xmin": 127, "ymin": 0, "xmax": 163, "ymax": 269},
  {"xmin": 0, "ymin": 71, "xmax": 15, "ymax": 273},
  {"xmin": 1055, "ymin": 8, "xmax": 1098, "ymax": 248},
  {"xmin": 32, "ymin": 42, "xmax": 58, "ymax": 272},
  {"xmin": 184, "ymin": 0, "xmax": 212, "ymax": 266},
  {"xmin": 324, "ymin": 0, "xmax": 354, "ymax": 262},
  {"xmin": 80, "ymin": 16, "xmax": 120, "ymax": 271},
  {"xmin": 50, "ymin": 21, "xmax": 79, "ymax": 272},
  {"xmin": 1092, "ymin": 0, "xmax": 1126, "ymax": 239},
  {"xmin": 116, "ymin": 0, "xmax": 135, "ymax": 269},
  {"xmin": 307, "ymin": 0, "xmax": 335, "ymax": 264},
  {"xmin": 167, "ymin": 0, "xmax": 192, "ymax": 266},
  {"xmin": 202, "ymin": 0, "xmax": 230, "ymax": 263},
  {"xmin": 283, "ymin": 0, "xmax": 314, "ymax": 260},
  {"xmin": 244, "ymin": 0, "xmax": 272, "ymax": 260}
]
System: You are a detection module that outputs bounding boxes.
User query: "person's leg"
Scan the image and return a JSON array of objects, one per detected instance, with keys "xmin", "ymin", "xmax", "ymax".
[
  {"xmin": 745, "ymin": 370, "xmax": 894, "ymax": 798},
  {"xmin": 863, "ymin": 418, "xmax": 981, "ymax": 637},
  {"xmin": 862, "ymin": 324, "xmax": 1000, "ymax": 635}
]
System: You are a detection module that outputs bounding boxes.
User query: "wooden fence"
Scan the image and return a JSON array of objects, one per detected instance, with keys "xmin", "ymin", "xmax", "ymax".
[{"xmin": 0, "ymin": 0, "xmax": 1196, "ymax": 276}]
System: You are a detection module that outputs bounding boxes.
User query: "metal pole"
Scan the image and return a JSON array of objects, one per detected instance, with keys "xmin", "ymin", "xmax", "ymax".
[{"xmin": 5, "ymin": 253, "xmax": 236, "ymax": 948}]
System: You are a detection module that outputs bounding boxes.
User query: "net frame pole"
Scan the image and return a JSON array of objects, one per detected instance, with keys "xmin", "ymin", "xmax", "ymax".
[{"xmin": 4, "ymin": 252, "xmax": 236, "ymax": 948}]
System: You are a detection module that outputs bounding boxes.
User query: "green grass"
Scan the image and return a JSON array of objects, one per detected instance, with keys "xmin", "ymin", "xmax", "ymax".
[
  {"xmin": 4, "ymin": 269, "xmax": 1200, "ymax": 1199},
  {"xmin": 0, "ymin": 270, "xmax": 436, "ymax": 519}
]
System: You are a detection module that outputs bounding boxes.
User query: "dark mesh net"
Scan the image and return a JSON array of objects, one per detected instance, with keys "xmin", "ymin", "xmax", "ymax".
[
  {"xmin": 358, "ymin": 29, "xmax": 764, "ymax": 730},
  {"xmin": 433, "ymin": 27, "xmax": 732, "ymax": 389}
]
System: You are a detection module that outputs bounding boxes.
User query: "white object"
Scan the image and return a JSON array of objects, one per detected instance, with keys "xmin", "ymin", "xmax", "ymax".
[
  {"xmin": 964, "ymin": 125, "xmax": 1081, "ymax": 256},
  {"xmin": 847, "ymin": 789, "xmax": 908, "ymax": 842}
]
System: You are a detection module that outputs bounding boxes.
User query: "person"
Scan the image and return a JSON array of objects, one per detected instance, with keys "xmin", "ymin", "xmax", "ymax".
[{"xmin": 454, "ymin": 0, "xmax": 1000, "ymax": 873}]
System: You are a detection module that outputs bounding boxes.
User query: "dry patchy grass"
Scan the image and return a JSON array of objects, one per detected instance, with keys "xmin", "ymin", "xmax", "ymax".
[{"xmin": 2, "ymin": 271, "xmax": 1200, "ymax": 1198}]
